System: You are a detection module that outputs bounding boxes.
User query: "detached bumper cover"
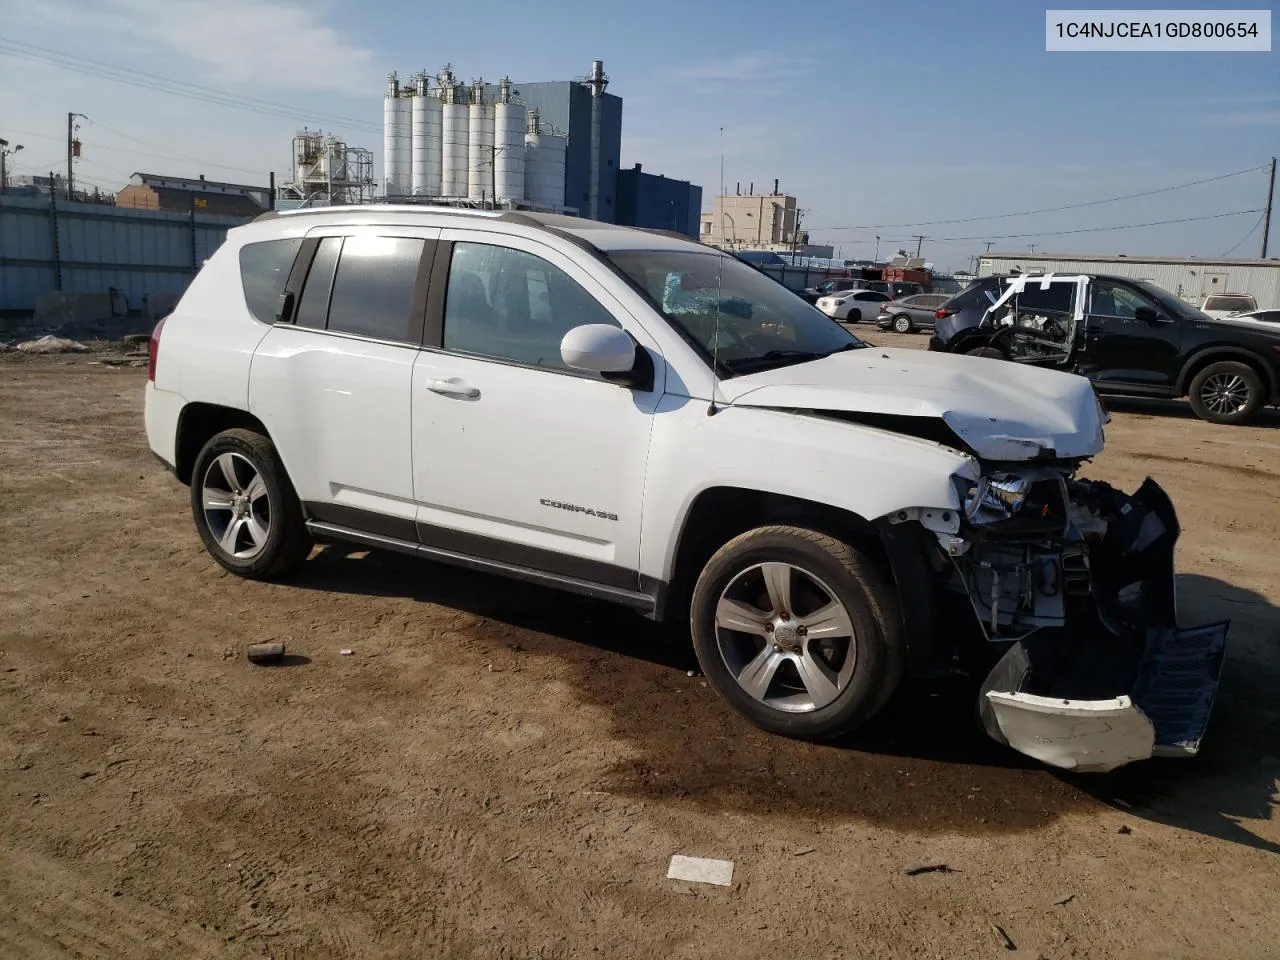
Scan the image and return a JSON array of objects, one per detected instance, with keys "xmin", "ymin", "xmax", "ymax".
[
  {"xmin": 983, "ymin": 622, "xmax": 1228, "ymax": 772},
  {"xmin": 977, "ymin": 477, "xmax": 1230, "ymax": 772}
]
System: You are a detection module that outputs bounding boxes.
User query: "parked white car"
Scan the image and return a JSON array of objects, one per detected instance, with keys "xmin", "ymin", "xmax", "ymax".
[
  {"xmin": 144, "ymin": 206, "xmax": 1226, "ymax": 772},
  {"xmin": 1199, "ymin": 293, "xmax": 1257, "ymax": 320},
  {"xmin": 816, "ymin": 289, "xmax": 892, "ymax": 323}
]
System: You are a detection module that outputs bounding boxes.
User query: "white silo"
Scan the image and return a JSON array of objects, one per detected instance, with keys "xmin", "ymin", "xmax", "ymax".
[
  {"xmin": 493, "ymin": 77, "xmax": 526, "ymax": 204},
  {"xmin": 523, "ymin": 109, "xmax": 567, "ymax": 212},
  {"xmin": 467, "ymin": 78, "xmax": 494, "ymax": 201},
  {"xmin": 383, "ymin": 72, "xmax": 409, "ymax": 197},
  {"xmin": 410, "ymin": 72, "xmax": 442, "ymax": 197},
  {"xmin": 440, "ymin": 72, "xmax": 467, "ymax": 197}
]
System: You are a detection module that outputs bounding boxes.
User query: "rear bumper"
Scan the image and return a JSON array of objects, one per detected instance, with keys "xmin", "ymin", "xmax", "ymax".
[{"xmin": 144, "ymin": 382, "xmax": 183, "ymax": 470}]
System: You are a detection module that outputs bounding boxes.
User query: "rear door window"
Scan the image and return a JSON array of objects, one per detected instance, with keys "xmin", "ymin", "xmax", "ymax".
[
  {"xmin": 326, "ymin": 236, "xmax": 426, "ymax": 342},
  {"xmin": 239, "ymin": 238, "xmax": 302, "ymax": 323}
]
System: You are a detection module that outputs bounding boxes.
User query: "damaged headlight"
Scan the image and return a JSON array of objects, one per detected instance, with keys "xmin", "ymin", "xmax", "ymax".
[
  {"xmin": 954, "ymin": 470, "xmax": 1071, "ymax": 533},
  {"xmin": 962, "ymin": 474, "xmax": 1030, "ymax": 524}
]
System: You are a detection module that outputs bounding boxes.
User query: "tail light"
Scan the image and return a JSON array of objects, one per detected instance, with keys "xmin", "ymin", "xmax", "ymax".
[
  {"xmin": 936, "ymin": 308, "xmax": 954, "ymax": 319},
  {"xmin": 148, "ymin": 316, "xmax": 167, "ymax": 382}
]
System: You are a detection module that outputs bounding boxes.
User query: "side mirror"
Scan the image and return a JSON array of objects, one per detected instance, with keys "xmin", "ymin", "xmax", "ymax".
[
  {"xmin": 561, "ymin": 323, "xmax": 636, "ymax": 373},
  {"xmin": 1133, "ymin": 306, "xmax": 1163, "ymax": 324}
]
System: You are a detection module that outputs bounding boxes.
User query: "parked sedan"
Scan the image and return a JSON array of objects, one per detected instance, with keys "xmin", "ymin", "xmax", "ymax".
[
  {"xmin": 815, "ymin": 289, "xmax": 892, "ymax": 322},
  {"xmin": 875, "ymin": 293, "xmax": 951, "ymax": 333}
]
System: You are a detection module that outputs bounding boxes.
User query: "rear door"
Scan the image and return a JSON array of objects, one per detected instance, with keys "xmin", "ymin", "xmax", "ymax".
[
  {"xmin": 250, "ymin": 226, "xmax": 438, "ymax": 534},
  {"xmin": 992, "ymin": 278, "xmax": 1081, "ymax": 366},
  {"xmin": 848, "ymin": 290, "xmax": 889, "ymax": 322}
]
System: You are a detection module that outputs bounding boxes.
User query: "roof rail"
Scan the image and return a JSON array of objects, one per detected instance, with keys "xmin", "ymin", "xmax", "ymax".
[{"xmin": 252, "ymin": 204, "xmax": 509, "ymax": 223}]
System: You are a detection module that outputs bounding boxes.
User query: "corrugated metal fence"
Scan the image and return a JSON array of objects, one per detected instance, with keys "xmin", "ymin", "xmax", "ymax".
[{"xmin": 0, "ymin": 193, "xmax": 250, "ymax": 312}]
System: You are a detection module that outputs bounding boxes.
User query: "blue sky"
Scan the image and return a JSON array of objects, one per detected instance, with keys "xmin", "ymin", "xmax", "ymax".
[{"xmin": 1, "ymin": 0, "xmax": 1276, "ymax": 270}]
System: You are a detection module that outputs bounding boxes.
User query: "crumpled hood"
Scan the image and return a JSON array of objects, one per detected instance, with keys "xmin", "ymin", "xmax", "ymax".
[{"xmin": 719, "ymin": 348, "xmax": 1106, "ymax": 460}]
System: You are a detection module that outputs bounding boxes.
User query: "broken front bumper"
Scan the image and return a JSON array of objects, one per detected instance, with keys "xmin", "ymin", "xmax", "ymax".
[
  {"xmin": 981, "ymin": 623, "xmax": 1228, "ymax": 772},
  {"xmin": 972, "ymin": 478, "xmax": 1229, "ymax": 772}
]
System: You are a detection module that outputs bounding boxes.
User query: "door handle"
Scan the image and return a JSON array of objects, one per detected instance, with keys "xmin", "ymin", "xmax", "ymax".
[{"xmin": 428, "ymin": 378, "xmax": 480, "ymax": 399}]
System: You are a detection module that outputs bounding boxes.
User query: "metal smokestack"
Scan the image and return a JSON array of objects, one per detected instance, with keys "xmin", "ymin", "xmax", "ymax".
[{"xmin": 587, "ymin": 59, "xmax": 608, "ymax": 221}]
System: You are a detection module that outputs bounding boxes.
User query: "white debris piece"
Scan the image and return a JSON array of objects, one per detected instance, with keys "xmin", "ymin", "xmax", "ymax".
[
  {"xmin": 667, "ymin": 854, "xmax": 734, "ymax": 887},
  {"xmin": 339, "ymin": 648, "xmax": 354, "ymax": 656},
  {"xmin": 16, "ymin": 335, "xmax": 89, "ymax": 354}
]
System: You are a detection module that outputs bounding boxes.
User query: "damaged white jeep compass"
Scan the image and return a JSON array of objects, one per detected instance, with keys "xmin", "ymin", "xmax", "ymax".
[{"xmin": 144, "ymin": 207, "xmax": 1228, "ymax": 772}]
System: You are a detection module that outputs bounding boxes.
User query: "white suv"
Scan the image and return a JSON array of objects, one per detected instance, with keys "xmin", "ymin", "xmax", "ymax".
[{"xmin": 145, "ymin": 207, "xmax": 1227, "ymax": 772}]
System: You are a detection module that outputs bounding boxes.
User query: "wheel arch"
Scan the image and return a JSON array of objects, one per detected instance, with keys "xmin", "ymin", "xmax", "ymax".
[
  {"xmin": 174, "ymin": 403, "xmax": 272, "ymax": 485},
  {"xmin": 1176, "ymin": 348, "xmax": 1277, "ymax": 400},
  {"xmin": 660, "ymin": 486, "xmax": 947, "ymax": 679}
]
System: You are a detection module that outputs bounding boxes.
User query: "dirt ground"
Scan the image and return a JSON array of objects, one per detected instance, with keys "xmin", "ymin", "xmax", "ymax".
[{"xmin": 2, "ymin": 332, "xmax": 1278, "ymax": 959}]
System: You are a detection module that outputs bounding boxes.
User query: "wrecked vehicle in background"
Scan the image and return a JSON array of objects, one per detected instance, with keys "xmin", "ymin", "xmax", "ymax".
[
  {"xmin": 930, "ymin": 272, "xmax": 1280, "ymax": 425},
  {"xmin": 146, "ymin": 207, "xmax": 1227, "ymax": 775}
]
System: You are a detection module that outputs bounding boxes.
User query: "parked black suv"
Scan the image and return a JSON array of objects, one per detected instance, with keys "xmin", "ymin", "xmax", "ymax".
[{"xmin": 930, "ymin": 274, "xmax": 1280, "ymax": 424}]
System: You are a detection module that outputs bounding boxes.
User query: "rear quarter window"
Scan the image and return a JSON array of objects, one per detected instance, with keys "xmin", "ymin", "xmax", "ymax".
[
  {"xmin": 1204, "ymin": 295, "xmax": 1254, "ymax": 312},
  {"xmin": 239, "ymin": 238, "xmax": 302, "ymax": 324}
]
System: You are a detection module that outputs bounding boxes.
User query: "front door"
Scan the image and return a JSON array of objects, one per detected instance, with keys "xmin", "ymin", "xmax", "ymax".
[
  {"xmin": 250, "ymin": 227, "xmax": 438, "ymax": 533},
  {"xmin": 410, "ymin": 230, "xmax": 664, "ymax": 591},
  {"xmin": 1078, "ymin": 279, "xmax": 1182, "ymax": 394}
]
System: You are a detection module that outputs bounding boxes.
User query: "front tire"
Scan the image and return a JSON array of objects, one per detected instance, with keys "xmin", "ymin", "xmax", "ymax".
[
  {"xmin": 844, "ymin": 308, "xmax": 862, "ymax": 324},
  {"xmin": 965, "ymin": 346, "xmax": 1004, "ymax": 359},
  {"xmin": 1188, "ymin": 360, "xmax": 1264, "ymax": 425},
  {"xmin": 689, "ymin": 525, "xmax": 904, "ymax": 741},
  {"xmin": 892, "ymin": 314, "xmax": 913, "ymax": 334},
  {"xmin": 190, "ymin": 428, "xmax": 311, "ymax": 579}
]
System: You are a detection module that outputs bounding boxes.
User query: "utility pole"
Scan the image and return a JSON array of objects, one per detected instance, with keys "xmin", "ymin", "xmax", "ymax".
[
  {"xmin": 1262, "ymin": 156, "xmax": 1276, "ymax": 258},
  {"xmin": 984, "ymin": 241, "xmax": 994, "ymax": 253},
  {"xmin": 913, "ymin": 235, "xmax": 926, "ymax": 258},
  {"xmin": 66, "ymin": 112, "xmax": 87, "ymax": 200},
  {"xmin": 1029, "ymin": 243, "xmax": 1039, "ymax": 254},
  {"xmin": 0, "ymin": 138, "xmax": 24, "ymax": 191},
  {"xmin": 874, "ymin": 235, "xmax": 880, "ymax": 264}
]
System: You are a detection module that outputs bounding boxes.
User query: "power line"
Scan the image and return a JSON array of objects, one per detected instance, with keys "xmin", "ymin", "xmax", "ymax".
[
  {"xmin": 809, "ymin": 164, "xmax": 1269, "ymax": 230},
  {"xmin": 1, "ymin": 126, "xmax": 267, "ymax": 177},
  {"xmin": 1221, "ymin": 213, "xmax": 1266, "ymax": 256},
  {"xmin": 915, "ymin": 208, "xmax": 1264, "ymax": 243},
  {"xmin": 0, "ymin": 38, "xmax": 382, "ymax": 134},
  {"xmin": 813, "ymin": 209, "xmax": 1263, "ymax": 247},
  {"xmin": 85, "ymin": 118, "xmax": 266, "ymax": 176}
]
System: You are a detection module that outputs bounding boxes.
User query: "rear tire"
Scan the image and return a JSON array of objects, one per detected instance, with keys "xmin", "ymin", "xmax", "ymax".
[
  {"xmin": 845, "ymin": 309, "xmax": 862, "ymax": 324},
  {"xmin": 1188, "ymin": 360, "xmax": 1264, "ymax": 425},
  {"xmin": 892, "ymin": 315, "xmax": 913, "ymax": 334},
  {"xmin": 190, "ymin": 428, "xmax": 311, "ymax": 580},
  {"xmin": 689, "ymin": 525, "xmax": 904, "ymax": 741}
]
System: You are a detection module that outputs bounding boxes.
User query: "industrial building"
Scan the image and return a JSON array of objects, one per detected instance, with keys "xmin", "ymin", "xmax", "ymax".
[
  {"xmin": 615, "ymin": 163, "xmax": 702, "ymax": 238},
  {"xmin": 380, "ymin": 59, "xmax": 698, "ymax": 230},
  {"xmin": 116, "ymin": 172, "xmax": 271, "ymax": 217},
  {"xmin": 699, "ymin": 183, "xmax": 833, "ymax": 258},
  {"xmin": 275, "ymin": 129, "xmax": 376, "ymax": 208},
  {"xmin": 979, "ymin": 252, "xmax": 1280, "ymax": 309}
]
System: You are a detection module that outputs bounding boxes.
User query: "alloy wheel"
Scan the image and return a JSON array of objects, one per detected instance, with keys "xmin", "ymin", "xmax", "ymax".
[
  {"xmin": 1200, "ymin": 372, "xmax": 1251, "ymax": 416},
  {"xmin": 201, "ymin": 452, "xmax": 271, "ymax": 560},
  {"xmin": 714, "ymin": 562, "xmax": 857, "ymax": 713}
]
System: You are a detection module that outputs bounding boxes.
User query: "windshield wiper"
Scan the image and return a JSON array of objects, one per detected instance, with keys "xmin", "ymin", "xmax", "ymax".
[{"xmin": 725, "ymin": 347, "xmax": 849, "ymax": 373}]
